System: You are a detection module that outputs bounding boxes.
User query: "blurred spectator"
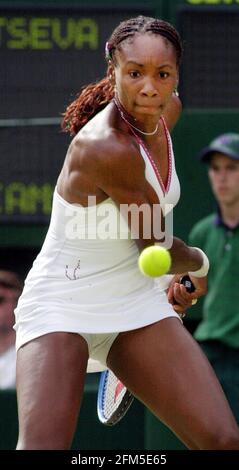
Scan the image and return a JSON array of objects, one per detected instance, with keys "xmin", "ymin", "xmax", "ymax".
[
  {"xmin": 189, "ymin": 133, "xmax": 239, "ymax": 424},
  {"xmin": 0, "ymin": 271, "xmax": 23, "ymax": 389}
]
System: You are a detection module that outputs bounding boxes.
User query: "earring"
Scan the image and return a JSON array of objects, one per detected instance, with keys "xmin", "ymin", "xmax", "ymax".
[
  {"xmin": 173, "ymin": 88, "xmax": 179, "ymax": 97},
  {"xmin": 109, "ymin": 74, "xmax": 115, "ymax": 84}
]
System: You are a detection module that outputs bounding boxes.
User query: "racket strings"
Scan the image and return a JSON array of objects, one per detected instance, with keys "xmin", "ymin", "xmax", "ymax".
[
  {"xmin": 98, "ymin": 370, "xmax": 134, "ymax": 425},
  {"xmin": 103, "ymin": 373, "xmax": 127, "ymax": 418}
]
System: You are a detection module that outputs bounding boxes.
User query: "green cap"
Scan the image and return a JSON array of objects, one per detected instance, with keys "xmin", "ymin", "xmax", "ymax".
[{"xmin": 199, "ymin": 133, "xmax": 239, "ymax": 163}]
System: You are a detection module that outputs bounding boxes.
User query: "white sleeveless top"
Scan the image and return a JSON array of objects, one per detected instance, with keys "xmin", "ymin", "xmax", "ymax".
[{"xmin": 15, "ymin": 120, "xmax": 180, "ymax": 348}]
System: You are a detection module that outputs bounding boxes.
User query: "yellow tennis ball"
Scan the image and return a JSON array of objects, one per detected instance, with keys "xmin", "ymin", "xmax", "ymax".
[{"xmin": 138, "ymin": 246, "xmax": 172, "ymax": 277}]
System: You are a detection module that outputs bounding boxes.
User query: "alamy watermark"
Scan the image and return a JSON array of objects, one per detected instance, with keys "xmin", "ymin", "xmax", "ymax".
[{"xmin": 64, "ymin": 196, "xmax": 174, "ymax": 249}]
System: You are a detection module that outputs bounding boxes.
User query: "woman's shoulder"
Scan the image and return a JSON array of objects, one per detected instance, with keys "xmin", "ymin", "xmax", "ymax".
[
  {"xmin": 67, "ymin": 127, "xmax": 143, "ymax": 200},
  {"xmin": 71, "ymin": 120, "xmax": 139, "ymax": 168}
]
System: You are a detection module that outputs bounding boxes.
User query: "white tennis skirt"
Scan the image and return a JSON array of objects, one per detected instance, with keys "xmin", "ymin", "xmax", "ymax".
[{"xmin": 14, "ymin": 279, "xmax": 179, "ymax": 372}]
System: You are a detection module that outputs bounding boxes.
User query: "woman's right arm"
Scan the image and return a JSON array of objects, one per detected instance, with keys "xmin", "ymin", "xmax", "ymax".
[{"xmin": 71, "ymin": 132, "xmax": 208, "ymax": 279}]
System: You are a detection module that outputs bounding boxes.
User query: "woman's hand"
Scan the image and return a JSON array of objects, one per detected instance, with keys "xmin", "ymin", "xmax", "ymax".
[{"xmin": 167, "ymin": 274, "xmax": 207, "ymax": 316}]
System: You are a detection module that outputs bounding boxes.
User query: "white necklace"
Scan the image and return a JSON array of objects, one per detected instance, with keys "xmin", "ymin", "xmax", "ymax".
[{"xmin": 113, "ymin": 98, "xmax": 159, "ymax": 136}]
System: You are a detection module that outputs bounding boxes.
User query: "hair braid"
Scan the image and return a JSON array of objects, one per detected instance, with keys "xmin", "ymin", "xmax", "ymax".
[
  {"xmin": 107, "ymin": 16, "xmax": 182, "ymax": 66},
  {"xmin": 62, "ymin": 78, "xmax": 114, "ymax": 136}
]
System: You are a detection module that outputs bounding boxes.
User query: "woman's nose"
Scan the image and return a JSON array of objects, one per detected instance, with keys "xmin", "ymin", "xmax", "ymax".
[{"xmin": 140, "ymin": 81, "xmax": 158, "ymax": 97}]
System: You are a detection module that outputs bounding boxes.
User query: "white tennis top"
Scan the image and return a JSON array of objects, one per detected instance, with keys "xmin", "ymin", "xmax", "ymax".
[{"xmin": 14, "ymin": 120, "xmax": 180, "ymax": 350}]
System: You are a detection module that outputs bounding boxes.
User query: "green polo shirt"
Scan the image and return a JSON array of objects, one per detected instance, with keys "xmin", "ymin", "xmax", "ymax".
[{"xmin": 188, "ymin": 214, "xmax": 239, "ymax": 348}]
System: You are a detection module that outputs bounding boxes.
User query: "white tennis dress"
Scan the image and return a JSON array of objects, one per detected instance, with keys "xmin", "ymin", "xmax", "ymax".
[{"xmin": 14, "ymin": 120, "xmax": 181, "ymax": 371}]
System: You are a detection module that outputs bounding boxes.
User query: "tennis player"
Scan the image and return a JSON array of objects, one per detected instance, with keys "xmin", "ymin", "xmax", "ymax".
[{"xmin": 14, "ymin": 16, "xmax": 239, "ymax": 449}]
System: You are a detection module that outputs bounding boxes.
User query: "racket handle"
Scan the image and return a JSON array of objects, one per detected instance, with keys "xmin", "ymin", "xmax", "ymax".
[
  {"xmin": 173, "ymin": 275, "xmax": 195, "ymax": 305},
  {"xmin": 180, "ymin": 275, "xmax": 195, "ymax": 293}
]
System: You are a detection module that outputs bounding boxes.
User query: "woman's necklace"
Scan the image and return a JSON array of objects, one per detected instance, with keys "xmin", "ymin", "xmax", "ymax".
[
  {"xmin": 113, "ymin": 95, "xmax": 172, "ymax": 195},
  {"xmin": 113, "ymin": 96, "xmax": 159, "ymax": 136}
]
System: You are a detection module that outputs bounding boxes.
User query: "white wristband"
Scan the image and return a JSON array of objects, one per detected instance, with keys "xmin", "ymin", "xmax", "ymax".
[{"xmin": 188, "ymin": 247, "xmax": 209, "ymax": 278}]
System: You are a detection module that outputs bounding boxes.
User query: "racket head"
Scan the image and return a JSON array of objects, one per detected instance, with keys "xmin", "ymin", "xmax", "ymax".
[{"xmin": 97, "ymin": 369, "xmax": 134, "ymax": 426}]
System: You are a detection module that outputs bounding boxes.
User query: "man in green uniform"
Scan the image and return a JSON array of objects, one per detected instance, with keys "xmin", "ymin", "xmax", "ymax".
[{"xmin": 189, "ymin": 133, "xmax": 239, "ymax": 423}]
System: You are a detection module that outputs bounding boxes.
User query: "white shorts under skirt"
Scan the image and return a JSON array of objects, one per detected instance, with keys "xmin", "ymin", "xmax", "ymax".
[{"xmin": 14, "ymin": 313, "xmax": 180, "ymax": 373}]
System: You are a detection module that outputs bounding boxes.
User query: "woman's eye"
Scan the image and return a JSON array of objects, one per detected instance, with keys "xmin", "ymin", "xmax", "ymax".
[
  {"xmin": 129, "ymin": 71, "xmax": 140, "ymax": 78},
  {"xmin": 159, "ymin": 72, "xmax": 169, "ymax": 79}
]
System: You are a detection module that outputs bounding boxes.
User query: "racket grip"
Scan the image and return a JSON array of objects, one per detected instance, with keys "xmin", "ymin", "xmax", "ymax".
[{"xmin": 173, "ymin": 275, "xmax": 195, "ymax": 305}]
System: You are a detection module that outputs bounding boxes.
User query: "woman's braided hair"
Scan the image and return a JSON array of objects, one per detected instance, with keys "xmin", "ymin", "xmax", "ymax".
[{"xmin": 62, "ymin": 16, "xmax": 182, "ymax": 135}]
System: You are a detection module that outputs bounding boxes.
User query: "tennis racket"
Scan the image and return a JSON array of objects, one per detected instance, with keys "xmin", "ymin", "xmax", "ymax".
[
  {"xmin": 97, "ymin": 369, "xmax": 134, "ymax": 426},
  {"xmin": 97, "ymin": 276, "xmax": 195, "ymax": 426}
]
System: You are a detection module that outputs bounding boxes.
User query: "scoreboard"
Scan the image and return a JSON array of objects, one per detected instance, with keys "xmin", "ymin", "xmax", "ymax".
[
  {"xmin": 0, "ymin": 4, "xmax": 154, "ymax": 223},
  {"xmin": 0, "ymin": 6, "xmax": 156, "ymax": 119}
]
